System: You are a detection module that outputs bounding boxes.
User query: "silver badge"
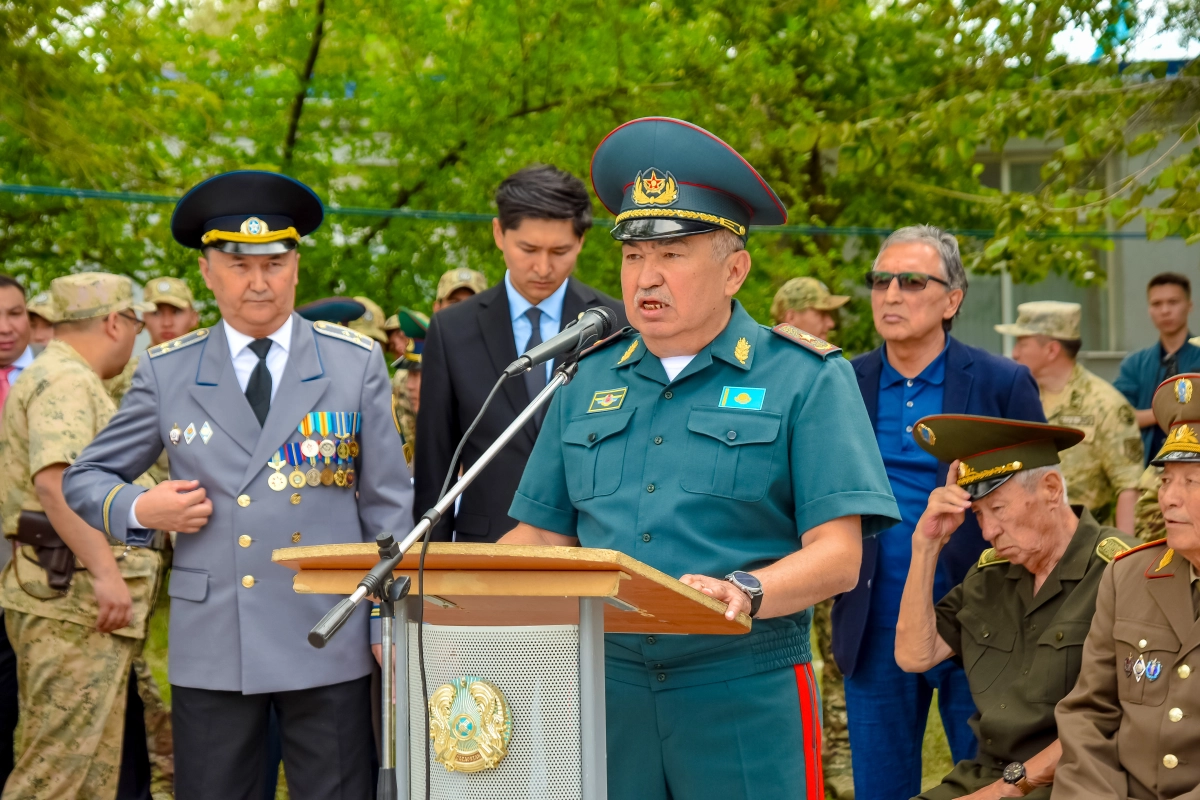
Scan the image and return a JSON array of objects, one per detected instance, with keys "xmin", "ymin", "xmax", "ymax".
[
  {"xmin": 169, "ymin": 424, "xmax": 182, "ymax": 446},
  {"xmin": 158, "ymin": 280, "xmax": 171, "ymax": 292},
  {"xmin": 199, "ymin": 421, "xmax": 213, "ymax": 445}
]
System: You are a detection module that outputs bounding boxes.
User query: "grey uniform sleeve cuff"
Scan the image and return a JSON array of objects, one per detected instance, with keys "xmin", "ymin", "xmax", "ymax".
[{"xmin": 107, "ymin": 483, "xmax": 153, "ymax": 546}]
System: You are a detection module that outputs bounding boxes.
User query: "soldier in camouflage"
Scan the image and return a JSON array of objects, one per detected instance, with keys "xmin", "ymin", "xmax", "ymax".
[
  {"xmin": 771, "ymin": 276, "xmax": 854, "ymax": 798},
  {"xmin": 24, "ymin": 291, "xmax": 55, "ymax": 347},
  {"xmin": 1132, "ymin": 464, "xmax": 1167, "ymax": 543},
  {"xmin": 390, "ymin": 307, "xmax": 429, "ymax": 471},
  {"xmin": 999, "ymin": 301, "xmax": 1143, "ymax": 533},
  {"xmin": 0, "ymin": 273, "xmax": 164, "ymax": 800}
]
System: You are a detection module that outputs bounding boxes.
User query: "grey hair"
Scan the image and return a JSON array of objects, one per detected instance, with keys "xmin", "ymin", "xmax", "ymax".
[
  {"xmin": 1013, "ymin": 465, "xmax": 1069, "ymax": 505},
  {"xmin": 873, "ymin": 225, "xmax": 968, "ymax": 330},
  {"xmin": 709, "ymin": 229, "xmax": 746, "ymax": 263}
]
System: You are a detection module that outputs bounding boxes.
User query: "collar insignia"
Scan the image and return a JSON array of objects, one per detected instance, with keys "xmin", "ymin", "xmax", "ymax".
[
  {"xmin": 617, "ymin": 339, "xmax": 640, "ymax": 364},
  {"xmin": 734, "ymin": 337, "xmax": 751, "ymax": 365}
]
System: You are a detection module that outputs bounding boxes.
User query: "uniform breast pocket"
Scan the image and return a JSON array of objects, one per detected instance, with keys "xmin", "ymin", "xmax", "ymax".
[
  {"xmin": 1029, "ymin": 620, "xmax": 1093, "ymax": 703},
  {"xmin": 679, "ymin": 407, "xmax": 782, "ymax": 502},
  {"xmin": 561, "ymin": 410, "xmax": 634, "ymax": 502},
  {"xmin": 958, "ymin": 606, "xmax": 1016, "ymax": 696},
  {"xmin": 1114, "ymin": 619, "xmax": 1179, "ymax": 706}
]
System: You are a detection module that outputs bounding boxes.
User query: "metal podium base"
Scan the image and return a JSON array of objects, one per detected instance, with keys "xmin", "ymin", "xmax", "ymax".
[{"xmin": 394, "ymin": 598, "xmax": 607, "ymax": 800}]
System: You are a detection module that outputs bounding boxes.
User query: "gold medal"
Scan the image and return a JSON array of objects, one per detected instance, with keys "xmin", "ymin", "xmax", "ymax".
[
  {"xmin": 337, "ymin": 442, "xmax": 351, "ymax": 459},
  {"xmin": 349, "ymin": 440, "xmax": 360, "ymax": 458},
  {"xmin": 290, "ymin": 469, "xmax": 306, "ymax": 489},
  {"xmin": 306, "ymin": 468, "xmax": 321, "ymax": 487},
  {"xmin": 320, "ymin": 468, "xmax": 335, "ymax": 486},
  {"xmin": 334, "ymin": 469, "xmax": 347, "ymax": 487},
  {"xmin": 346, "ymin": 468, "xmax": 356, "ymax": 487}
]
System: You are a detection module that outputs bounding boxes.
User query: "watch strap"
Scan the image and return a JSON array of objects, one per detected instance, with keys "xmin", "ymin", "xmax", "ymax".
[{"xmin": 1015, "ymin": 777, "xmax": 1036, "ymax": 796}]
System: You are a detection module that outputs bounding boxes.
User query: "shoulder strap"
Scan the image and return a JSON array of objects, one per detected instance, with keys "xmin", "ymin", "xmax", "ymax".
[
  {"xmin": 770, "ymin": 324, "xmax": 842, "ymax": 359},
  {"xmin": 312, "ymin": 320, "xmax": 374, "ymax": 351},
  {"xmin": 147, "ymin": 328, "xmax": 211, "ymax": 359}
]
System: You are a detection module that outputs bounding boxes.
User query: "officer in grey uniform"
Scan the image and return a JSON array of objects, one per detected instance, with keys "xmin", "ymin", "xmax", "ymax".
[{"xmin": 63, "ymin": 170, "xmax": 412, "ymax": 800}]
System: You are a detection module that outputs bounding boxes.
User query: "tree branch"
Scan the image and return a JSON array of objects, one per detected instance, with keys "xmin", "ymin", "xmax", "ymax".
[{"xmin": 282, "ymin": 0, "xmax": 327, "ymax": 169}]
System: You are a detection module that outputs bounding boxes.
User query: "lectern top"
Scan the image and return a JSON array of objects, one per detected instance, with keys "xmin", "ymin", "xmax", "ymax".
[{"xmin": 272, "ymin": 542, "xmax": 752, "ymax": 635}]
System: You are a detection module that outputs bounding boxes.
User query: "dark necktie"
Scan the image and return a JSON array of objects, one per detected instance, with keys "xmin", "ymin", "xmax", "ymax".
[
  {"xmin": 245, "ymin": 338, "xmax": 273, "ymax": 426},
  {"xmin": 523, "ymin": 308, "xmax": 548, "ymax": 427}
]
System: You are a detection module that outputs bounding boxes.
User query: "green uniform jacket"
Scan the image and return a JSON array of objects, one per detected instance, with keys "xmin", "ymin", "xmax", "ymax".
[
  {"xmin": 510, "ymin": 301, "xmax": 899, "ymax": 689},
  {"xmin": 933, "ymin": 508, "xmax": 1136, "ymax": 770}
]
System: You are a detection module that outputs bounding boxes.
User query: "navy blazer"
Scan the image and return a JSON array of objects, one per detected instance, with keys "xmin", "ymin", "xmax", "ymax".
[{"xmin": 830, "ymin": 336, "xmax": 1045, "ymax": 678}]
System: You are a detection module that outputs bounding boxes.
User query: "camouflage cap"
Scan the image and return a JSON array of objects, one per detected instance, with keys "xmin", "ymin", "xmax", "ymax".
[
  {"xmin": 26, "ymin": 291, "xmax": 57, "ymax": 322},
  {"xmin": 50, "ymin": 273, "xmax": 155, "ymax": 322},
  {"xmin": 1151, "ymin": 374, "xmax": 1200, "ymax": 465},
  {"xmin": 435, "ymin": 268, "xmax": 488, "ymax": 302},
  {"xmin": 383, "ymin": 313, "xmax": 400, "ymax": 332},
  {"xmin": 347, "ymin": 296, "xmax": 388, "ymax": 344},
  {"xmin": 770, "ymin": 277, "xmax": 849, "ymax": 320},
  {"xmin": 994, "ymin": 301, "xmax": 1081, "ymax": 341},
  {"xmin": 143, "ymin": 276, "xmax": 195, "ymax": 310}
]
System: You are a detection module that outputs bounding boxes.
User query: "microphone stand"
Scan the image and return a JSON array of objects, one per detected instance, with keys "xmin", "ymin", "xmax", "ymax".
[{"xmin": 307, "ymin": 359, "xmax": 580, "ymax": 795}]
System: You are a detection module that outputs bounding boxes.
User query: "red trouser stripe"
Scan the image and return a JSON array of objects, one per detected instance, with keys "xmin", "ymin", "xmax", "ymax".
[{"xmin": 794, "ymin": 663, "xmax": 824, "ymax": 800}]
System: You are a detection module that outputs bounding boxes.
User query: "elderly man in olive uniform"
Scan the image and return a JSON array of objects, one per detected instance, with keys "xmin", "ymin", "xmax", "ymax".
[
  {"xmin": 499, "ymin": 117, "xmax": 900, "ymax": 800},
  {"xmin": 1000, "ymin": 301, "xmax": 1143, "ymax": 533},
  {"xmin": 0, "ymin": 273, "xmax": 162, "ymax": 800},
  {"xmin": 1053, "ymin": 373, "xmax": 1200, "ymax": 799},
  {"xmin": 63, "ymin": 171, "xmax": 412, "ymax": 800},
  {"xmin": 770, "ymin": 274, "xmax": 854, "ymax": 795},
  {"xmin": 895, "ymin": 414, "xmax": 1136, "ymax": 799}
]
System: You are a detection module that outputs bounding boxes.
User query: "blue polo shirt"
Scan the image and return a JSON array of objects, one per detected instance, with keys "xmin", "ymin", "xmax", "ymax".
[{"xmin": 869, "ymin": 341, "xmax": 950, "ymax": 628}]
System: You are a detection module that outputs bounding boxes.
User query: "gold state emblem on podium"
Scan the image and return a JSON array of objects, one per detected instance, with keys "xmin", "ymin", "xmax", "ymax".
[{"xmin": 429, "ymin": 677, "xmax": 513, "ymax": 773}]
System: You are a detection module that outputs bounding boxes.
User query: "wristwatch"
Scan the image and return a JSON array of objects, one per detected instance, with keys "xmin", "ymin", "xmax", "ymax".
[
  {"xmin": 724, "ymin": 571, "xmax": 763, "ymax": 617},
  {"xmin": 1002, "ymin": 762, "xmax": 1036, "ymax": 795}
]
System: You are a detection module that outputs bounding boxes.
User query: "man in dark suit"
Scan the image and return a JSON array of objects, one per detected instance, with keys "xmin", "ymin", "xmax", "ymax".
[
  {"xmin": 831, "ymin": 225, "xmax": 1045, "ymax": 800},
  {"xmin": 415, "ymin": 165, "xmax": 627, "ymax": 541}
]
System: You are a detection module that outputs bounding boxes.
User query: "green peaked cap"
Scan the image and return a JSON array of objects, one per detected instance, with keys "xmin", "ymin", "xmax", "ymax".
[{"xmin": 911, "ymin": 414, "xmax": 1084, "ymax": 499}]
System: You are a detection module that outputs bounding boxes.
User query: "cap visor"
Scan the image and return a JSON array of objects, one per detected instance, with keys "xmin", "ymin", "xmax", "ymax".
[
  {"xmin": 132, "ymin": 301, "xmax": 157, "ymax": 313},
  {"xmin": 148, "ymin": 297, "xmax": 192, "ymax": 310},
  {"xmin": 610, "ymin": 217, "xmax": 722, "ymax": 241},
  {"xmin": 211, "ymin": 240, "xmax": 297, "ymax": 255},
  {"xmin": 964, "ymin": 474, "xmax": 1014, "ymax": 500},
  {"xmin": 814, "ymin": 296, "xmax": 850, "ymax": 310},
  {"xmin": 993, "ymin": 324, "xmax": 1038, "ymax": 337}
]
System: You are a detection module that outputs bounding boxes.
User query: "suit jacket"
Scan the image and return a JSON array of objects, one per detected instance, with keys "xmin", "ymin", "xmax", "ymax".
[
  {"xmin": 415, "ymin": 277, "xmax": 626, "ymax": 542},
  {"xmin": 831, "ymin": 336, "xmax": 1045, "ymax": 678},
  {"xmin": 1054, "ymin": 541, "xmax": 1200, "ymax": 800},
  {"xmin": 63, "ymin": 314, "xmax": 412, "ymax": 694}
]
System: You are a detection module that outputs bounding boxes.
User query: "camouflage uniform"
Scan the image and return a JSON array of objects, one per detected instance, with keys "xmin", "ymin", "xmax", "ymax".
[
  {"xmin": 347, "ymin": 296, "xmax": 389, "ymax": 347},
  {"xmin": 103, "ymin": 356, "xmax": 138, "ymax": 407},
  {"xmin": 392, "ymin": 368, "xmax": 417, "ymax": 470},
  {"xmin": 1133, "ymin": 465, "xmax": 1166, "ymax": 543},
  {"xmin": 0, "ymin": 274, "xmax": 164, "ymax": 800},
  {"xmin": 996, "ymin": 301, "xmax": 1144, "ymax": 522},
  {"xmin": 769, "ymin": 276, "xmax": 849, "ymax": 322}
]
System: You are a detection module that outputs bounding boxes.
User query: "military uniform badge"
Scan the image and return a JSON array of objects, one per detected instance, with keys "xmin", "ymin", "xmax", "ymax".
[{"xmin": 588, "ymin": 388, "xmax": 628, "ymax": 413}]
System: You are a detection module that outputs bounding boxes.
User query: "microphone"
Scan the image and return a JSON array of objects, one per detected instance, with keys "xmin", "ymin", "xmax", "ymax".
[{"xmin": 503, "ymin": 306, "xmax": 617, "ymax": 378}]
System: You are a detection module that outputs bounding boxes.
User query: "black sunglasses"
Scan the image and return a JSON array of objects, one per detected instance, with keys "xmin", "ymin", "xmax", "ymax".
[{"xmin": 865, "ymin": 270, "xmax": 952, "ymax": 292}]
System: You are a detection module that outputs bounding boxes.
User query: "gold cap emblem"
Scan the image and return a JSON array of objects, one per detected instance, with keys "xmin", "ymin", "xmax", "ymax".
[
  {"xmin": 429, "ymin": 677, "xmax": 512, "ymax": 773},
  {"xmin": 240, "ymin": 217, "xmax": 269, "ymax": 236},
  {"xmin": 632, "ymin": 168, "xmax": 679, "ymax": 207}
]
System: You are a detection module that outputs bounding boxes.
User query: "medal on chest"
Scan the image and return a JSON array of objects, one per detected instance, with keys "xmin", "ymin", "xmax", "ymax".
[
  {"xmin": 267, "ymin": 451, "xmax": 288, "ymax": 491},
  {"xmin": 284, "ymin": 442, "xmax": 307, "ymax": 489}
]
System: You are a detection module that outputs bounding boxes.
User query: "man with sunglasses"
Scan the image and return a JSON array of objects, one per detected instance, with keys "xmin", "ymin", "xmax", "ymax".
[
  {"xmin": 832, "ymin": 225, "xmax": 1045, "ymax": 800},
  {"xmin": 0, "ymin": 273, "xmax": 162, "ymax": 799}
]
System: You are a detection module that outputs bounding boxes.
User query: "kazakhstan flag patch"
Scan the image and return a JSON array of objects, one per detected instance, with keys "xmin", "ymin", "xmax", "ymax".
[{"xmin": 719, "ymin": 387, "xmax": 766, "ymax": 410}]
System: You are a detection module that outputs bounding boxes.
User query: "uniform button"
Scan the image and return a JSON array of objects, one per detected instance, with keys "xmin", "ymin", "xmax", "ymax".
[
  {"xmin": 647, "ymin": 484, "xmax": 655, "ymax": 493},
  {"xmin": 238, "ymin": 535, "xmax": 252, "ymax": 548},
  {"xmin": 867, "ymin": 579, "xmax": 872, "ymax": 588},
  {"xmin": 983, "ymin": 632, "xmax": 990, "ymax": 638},
  {"xmin": 1180, "ymin": 665, "xmax": 1192, "ymax": 679},
  {"xmin": 906, "ymin": 401, "xmax": 913, "ymax": 408},
  {"xmin": 986, "ymin": 738, "xmax": 992, "ymax": 745},
  {"xmin": 1169, "ymin": 708, "xmax": 1184, "ymax": 722},
  {"xmin": 237, "ymin": 494, "xmax": 251, "ymax": 507},
  {"xmin": 588, "ymin": 433, "xmax": 597, "ymax": 442},
  {"xmin": 646, "ymin": 636, "xmax": 656, "ymax": 644},
  {"xmin": 906, "ymin": 380, "xmax": 914, "ymax": 387},
  {"xmin": 1000, "ymin": 704, "xmax": 1006, "ymax": 709},
  {"xmin": 1023, "ymin": 670, "xmax": 1029, "ymax": 676},
  {"xmin": 1139, "ymin": 638, "xmax": 1148, "ymax": 649},
  {"xmin": 657, "ymin": 673, "xmax": 666, "ymax": 682},
  {"xmin": 242, "ymin": 575, "xmax": 255, "ymax": 588},
  {"xmin": 663, "ymin": 391, "xmax": 673, "ymax": 399},
  {"xmin": 905, "ymin": 425, "xmax": 913, "ymax": 433},
  {"xmin": 642, "ymin": 533, "xmax": 652, "ymax": 543},
  {"xmin": 292, "ymin": 532, "xmax": 302, "ymax": 543},
  {"xmin": 653, "ymin": 436, "xmax": 663, "ymax": 445},
  {"xmin": 290, "ymin": 493, "xmax": 302, "ymax": 505},
  {"xmin": 726, "ymin": 431, "xmax": 737, "ymax": 441},
  {"xmin": 1056, "ymin": 631, "xmax": 1063, "ymax": 641},
  {"xmin": 1164, "ymin": 754, "xmax": 1179, "ymax": 769}
]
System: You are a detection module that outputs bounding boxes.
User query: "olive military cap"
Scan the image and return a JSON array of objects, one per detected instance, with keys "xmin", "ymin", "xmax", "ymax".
[
  {"xmin": 994, "ymin": 301, "xmax": 1082, "ymax": 341},
  {"xmin": 913, "ymin": 414, "xmax": 1085, "ymax": 499},
  {"xmin": 591, "ymin": 117, "xmax": 788, "ymax": 241},
  {"xmin": 296, "ymin": 297, "xmax": 366, "ymax": 325},
  {"xmin": 144, "ymin": 276, "xmax": 195, "ymax": 310},
  {"xmin": 26, "ymin": 291, "xmax": 57, "ymax": 323},
  {"xmin": 770, "ymin": 277, "xmax": 849, "ymax": 321},
  {"xmin": 171, "ymin": 170, "xmax": 323, "ymax": 254},
  {"xmin": 347, "ymin": 296, "xmax": 388, "ymax": 344},
  {"xmin": 1151, "ymin": 373, "xmax": 1200, "ymax": 465},
  {"xmin": 435, "ymin": 268, "xmax": 488, "ymax": 302},
  {"xmin": 50, "ymin": 273, "xmax": 155, "ymax": 322}
]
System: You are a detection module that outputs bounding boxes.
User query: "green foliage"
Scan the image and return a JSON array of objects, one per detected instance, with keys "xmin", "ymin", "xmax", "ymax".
[{"xmin": 1, "ymin": 0, "xmax": 1197, "ymax": 356}]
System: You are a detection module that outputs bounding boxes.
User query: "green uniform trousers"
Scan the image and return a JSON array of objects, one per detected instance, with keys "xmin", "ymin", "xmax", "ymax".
[
  {"xmin": 916, "ymin": 760, "xmax": 1050, "ymax": 800},
  {"xmin": 607, "ymin": 662, "xmax": 823, "ymax": 800}
]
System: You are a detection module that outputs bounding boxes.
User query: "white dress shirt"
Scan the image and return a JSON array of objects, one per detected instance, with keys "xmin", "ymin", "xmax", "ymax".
[
  {"xmin": 505, "ymin": 272, "xmax": 569, "ymax": 384},
  {"xmin": 130, "ymin": 316, "xmax": 294, "ymax": 529}
]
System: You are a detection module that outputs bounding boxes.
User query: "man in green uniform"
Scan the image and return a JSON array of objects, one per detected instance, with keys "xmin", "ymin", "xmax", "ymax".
[
  {"xmin": 498, "ymin": 117, "xmax": 900, "ymax": 800},
  {"xmin": 999, "ymin": 301, "xmax": 1143, "ymax": 533},
  {"xmin": 0, "ymin": 273, "xmax": 163, "ymax": 800},
  {"xmin": 894, "ymin": 414, "xmax": 1137, "ymax": 799},
  {"xmin": 771, "ymin": 275, "xmax": 854, "ymax": 797}
]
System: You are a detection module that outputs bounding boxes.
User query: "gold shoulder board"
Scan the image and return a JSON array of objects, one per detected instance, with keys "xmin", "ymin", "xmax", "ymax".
[
  {"xmin": 977, "ymin": 548, "xmax": 1009, "ymax": 568},
  {"xmin": 770, "ymin": 324, "xmax": 842, "ymax": 359},
  {"xmin": 147, "ymin": 327, "xmax": 210, "ymax": 359},
  {"xmin": 1096, "ymin": 536, "xmax": 1133, "ymax": 564},
  {"xmin": 313, "ymin": 320, "xmax": 374, "ymax": 351},
  {"xmin": 1113, "ymin": 538, "xmax": 1169, "ymax": 563}
]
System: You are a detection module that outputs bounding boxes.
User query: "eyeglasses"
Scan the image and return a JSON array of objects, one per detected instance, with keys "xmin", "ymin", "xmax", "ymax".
[
  {"xmin": 118, "ymin": 312, "xmax": 146, "ymax": 335},
  {"xmin": 865, "ymin": 270, "xmax": 952, "ymax": 292}
]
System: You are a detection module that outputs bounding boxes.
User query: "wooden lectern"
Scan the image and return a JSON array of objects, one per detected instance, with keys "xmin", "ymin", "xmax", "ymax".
[{"xmin": 273, "ymin": 542, "xmax": 751, "ymax": 800}]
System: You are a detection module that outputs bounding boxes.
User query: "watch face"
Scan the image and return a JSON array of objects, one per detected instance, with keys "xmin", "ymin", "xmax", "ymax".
[
  {"xmin": 1002, "ymin": 762, "xmax": 1025, "ymax": 784},
  {"xmin": 731, "ymin": 571, "xmax": 762, "ymax": 592}
]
